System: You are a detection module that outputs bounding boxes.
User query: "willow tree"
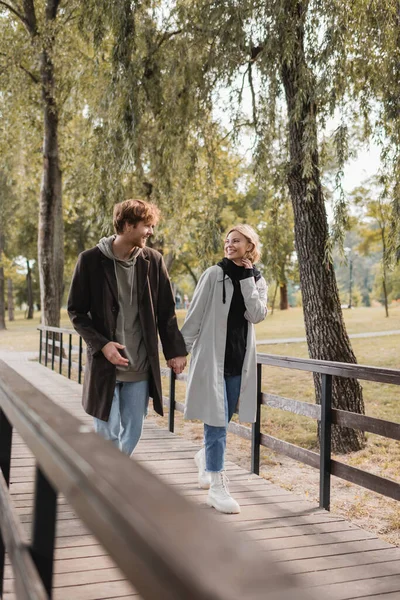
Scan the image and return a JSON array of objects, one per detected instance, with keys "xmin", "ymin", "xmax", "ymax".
[
  {"xmin": 164, "ymin": 0, "xmax": 370, "ymax": 452},
  {"xmin": 342, "ymin": 1, "xmax": 400, "ymax": 258}
]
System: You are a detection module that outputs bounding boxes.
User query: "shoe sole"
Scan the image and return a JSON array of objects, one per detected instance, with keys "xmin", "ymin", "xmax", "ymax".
[{"xmin": 206, "ymin": 498, "xmax": 241, "ymax": 514}]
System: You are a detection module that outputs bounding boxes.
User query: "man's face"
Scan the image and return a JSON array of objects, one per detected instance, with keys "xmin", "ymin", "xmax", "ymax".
[{"xmin": 124, "ymin": 220, "xmax": 155, "ymax": 248}]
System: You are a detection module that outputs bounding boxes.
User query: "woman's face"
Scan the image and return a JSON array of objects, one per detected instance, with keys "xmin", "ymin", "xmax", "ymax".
[{"xmin": 224, "ymin": 231, "xmax": 252, "ymax": 263}]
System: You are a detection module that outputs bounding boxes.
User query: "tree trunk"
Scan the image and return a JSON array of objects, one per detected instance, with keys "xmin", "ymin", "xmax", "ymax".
[
  {"xmin": 38, "ymin": 39, "xmax": 64, "ymax": 327},
  {"xmin": 26, "ymin": 259, "xmax": 34, "ymax": 319},
  {"xmin": 270, "ymin": 281, "xmax": 279, "ymax": 315},
  {"xmin": 279, "ymin": 282, "xmax": 289, "ymax": 310},
  {"xmin": 164, "ymin": 252, "xmax": 175, "ymax": 273},
  {"xmin": 280, "ymin": 0, "xmax": 365, "ymax": 453},
  {"xmin": 0, "ymin": 233, "xmax": 5, "ymax": 330},
  {"xmin": 381, "ymin": 227, "xmax": 389, "ymax": 317},
  {"xmin": 182, "ymin": 262, "xmax": 199, "ymax": 287},
  {"xmin": 7, "ymin": 278, "xmax": 14, "ymax": 321}
]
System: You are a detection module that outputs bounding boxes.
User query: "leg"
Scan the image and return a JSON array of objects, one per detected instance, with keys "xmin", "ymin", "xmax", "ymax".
[
  {"xmin": 119, "ymin": 380, "xmax": 149, "ymax": 456},
  {"xmin": 205, "ymin": 377, "xmax": 241, "ymax": 514},
  {"xmin": 225, "ymin": 375, "xmax": 242, "ymax": 422},
  {"xmin": 205, "ymin": 376, "xmax": 241, "ymax": 472},
  {"xmin": 93, "ymin": 383, "xmax": 121, "ymax": 447}
]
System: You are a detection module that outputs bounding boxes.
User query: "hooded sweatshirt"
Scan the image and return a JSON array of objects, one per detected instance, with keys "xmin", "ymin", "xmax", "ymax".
[{"xmin": 97, "ymin": 235, "xmax": 149, "ymax": 382}]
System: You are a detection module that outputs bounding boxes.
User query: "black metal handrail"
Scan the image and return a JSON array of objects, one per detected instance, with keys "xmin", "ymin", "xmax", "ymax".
[
  {"xmin": 0, "ymin": 359, "xmax": 308, "ymax": 600},
  {"xmin": 38, "ymin": 327, "xmax": 400, "ymax": 510}
]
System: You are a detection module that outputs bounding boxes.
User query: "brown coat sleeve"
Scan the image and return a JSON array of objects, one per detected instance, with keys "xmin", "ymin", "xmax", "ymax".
[
  {"xmin": 67, "ymin": 252, "xmax": 109, "ymax": 354},
  {"xmin": 157, "ymin": 256, "xmax": 188, "ymax": 360}
]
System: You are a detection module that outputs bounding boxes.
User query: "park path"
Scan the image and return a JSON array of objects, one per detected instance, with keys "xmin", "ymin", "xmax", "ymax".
[
  {"xmin": 0, "ymin": 349, "xmax": 400, "ymax": 600},
  {"xmin": 257, "ymin": 329, "xmax": 400, "ymax": 345}
]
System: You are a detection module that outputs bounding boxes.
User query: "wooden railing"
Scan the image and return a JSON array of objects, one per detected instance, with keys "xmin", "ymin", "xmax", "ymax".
[
  {"xmin": 0, "ymin": 359, "xmax": 308, "ymax": 600},
  {"xmin": 37, "ymin": 325, "xmax": 83, "ymax": 382},
  {"xmin": 166, "ymin": 358, "xmax": 400, "ymax": 510},
  {"xmin": 38, "ymin": 326, "xmax": 400, "ymax": 512}
]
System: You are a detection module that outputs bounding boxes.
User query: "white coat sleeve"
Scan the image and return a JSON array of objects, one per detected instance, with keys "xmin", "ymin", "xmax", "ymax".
[
  {"xmin": 240, "ymin": 276, "xmax": 268, "ymax": 324},
  {"xmin": 181, "ymin": 269, "xmax": 212, "ymax": 353}
]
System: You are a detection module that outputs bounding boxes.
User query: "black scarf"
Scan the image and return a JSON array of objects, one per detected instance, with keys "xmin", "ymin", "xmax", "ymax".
[{"xmin": 217, "ymin": 258, "xmax": 261, "ymax": 377}]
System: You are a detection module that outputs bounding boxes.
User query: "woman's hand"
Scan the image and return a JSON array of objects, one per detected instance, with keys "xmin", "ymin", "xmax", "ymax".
[{"xmin": 241, "ymin": 258, "xmax": 253, "ymax": 269}]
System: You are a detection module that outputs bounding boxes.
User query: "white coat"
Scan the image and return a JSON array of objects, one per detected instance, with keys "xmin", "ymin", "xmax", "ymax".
[{"xmin": 181, "ymin": 265, "xmax": 268, "ymax": 427}]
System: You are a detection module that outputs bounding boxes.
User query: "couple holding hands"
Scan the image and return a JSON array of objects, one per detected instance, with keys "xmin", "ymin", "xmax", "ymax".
[{"xmin": 68, "ymin": 199, "xmax": 267, "ymax": 514}]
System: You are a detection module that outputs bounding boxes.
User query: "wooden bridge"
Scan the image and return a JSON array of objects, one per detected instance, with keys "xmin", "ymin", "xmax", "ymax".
[{"xmin": 0, "ymin": 342, "xmax": 399, "ymax": 599}]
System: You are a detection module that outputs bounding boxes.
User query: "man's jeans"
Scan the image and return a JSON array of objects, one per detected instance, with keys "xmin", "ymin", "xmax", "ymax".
[
  {"xmin": 93, "ymin": 380, "xmax": 149, "ymax": 456},
  {"xmin": 204, "ymin": 375, "xmax": 241, "ymax": 472}
]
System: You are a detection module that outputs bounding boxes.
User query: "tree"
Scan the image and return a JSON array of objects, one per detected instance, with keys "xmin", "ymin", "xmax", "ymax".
[
  {"xmin": 160, "ymin": 0, "xmax": 365, "ymax": 452},
  {"xmin": 0, "ymin": 1, "xmax": 87, "ymax": 326},
  {"xmin": 79, "ymin": 0, "xmax": 372, "ymax": 451},
  {"xmin": 352, "ymin": 181, "xmax": 393, "ymax": 317}
]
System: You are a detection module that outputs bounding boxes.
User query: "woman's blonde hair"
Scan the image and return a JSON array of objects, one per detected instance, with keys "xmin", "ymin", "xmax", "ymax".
[{"xmin": 226, "ymin": 224, "xmax": 261, "ymax": 263}]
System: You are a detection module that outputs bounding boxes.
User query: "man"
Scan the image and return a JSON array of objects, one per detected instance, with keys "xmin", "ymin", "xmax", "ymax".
[{"xmin": 68, "ymin": 198, "xmax": 187, "ymax": 455}]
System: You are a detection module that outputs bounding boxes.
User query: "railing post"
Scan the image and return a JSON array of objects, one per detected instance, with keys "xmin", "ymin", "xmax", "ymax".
[
  {"xmin": 39, "ymin": 329, "xmax": 43, "ymax": 364},
  {"xmin": 68, "ymin": 334, "xmax": 72, "ymax": 379},
  {"xmin": 45, "ymin": 330, "xmax": 49, "ymax": 367},
  {"xmin": 320, "ymin": 373, "xmax": 333, "ymax": 510},
  {"xmin": 51, "ymin": 332, "xmax": 56, "ymax": 370},
  {"xmin": 30, "ymin": 467, "xmax": 58, "ymax": 598},
  {"xmin": 169, "ymin": 369, "xmax": 176, "ymax": 433},
  {"xmin": 78, "ymin": 336, "xmax": 83, "ymax": 384},
  {"xmin": 59, "ymin": 333, "xmax": 63, "ymax": 375},
  {"xmin": 251, "ymin": 363, "xmax": 262, "ymax": 475},
  {"xmin": 0, "ymin": 409, "xmax": 13, "ymax": 597}
]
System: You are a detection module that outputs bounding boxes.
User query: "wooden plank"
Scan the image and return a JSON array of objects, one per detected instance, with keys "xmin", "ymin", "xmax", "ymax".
[
  {"xmin": 53, "ymin": 567, "xmax": 126, "ymax": 588},
  {"xmin": 331, "ymin": 460, "xmax": 400, "ymax": 501},
  {"xmin": 281, "ymin": 548, "xmax": 400, "ymax": 574},
  {"xmin": 227, "ymin": 421, "xmax": 252, "ymax": 440},
  {"xmin": 265, "ymin": 538, "xmax": 391, "ymax": 561},
  {"xmin": 260, "ymin": 433, "xmax": 320, "ymax": 469},
  {"xmin": 239, "ymin": 521, "xmax": 360, "ymax": 539},
  {"xmin": 247, "ymin": 529, "xmax": 377, "ymax": 550},
  {"xmin": 52, "ymin": 581, "xmax": 138, "ymax": 600},
  {"xmin": 308, "ymin": 574, "xmax": 400, "ymax": 599},
  {"xmin": 262, "ymin": 393, "xmax": 321, "ymax": 419},
  {"xmin": 257, "ymin": 353, "xmax": 400, "ymax": 385},
  {"xmin": 332, "ymin": 408, "xmax": 400, "ymax": 441},
  {"xmin": 295, "ymin": 560, "xmax": 400, "ymax": 587}
]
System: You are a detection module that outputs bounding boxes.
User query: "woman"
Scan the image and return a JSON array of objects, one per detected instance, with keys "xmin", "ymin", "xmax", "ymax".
[{"xmin": 179, "ymin": 224, "xmax": 267, "ymax": 514}]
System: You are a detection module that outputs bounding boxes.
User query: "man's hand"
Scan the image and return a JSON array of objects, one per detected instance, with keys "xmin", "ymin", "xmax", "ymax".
[
  {"xmin": 102, "ymin": 342, "xmax": 129, "ymax": 366},
  {"xmin": 167, "ymin": 356, "xmax": 187, "ymax": 375}
]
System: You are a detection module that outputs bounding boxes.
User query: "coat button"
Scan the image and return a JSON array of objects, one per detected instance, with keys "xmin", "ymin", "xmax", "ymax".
[{"xmin": 112, "ymin": 305, "xmax": 118, "ymax": 313}]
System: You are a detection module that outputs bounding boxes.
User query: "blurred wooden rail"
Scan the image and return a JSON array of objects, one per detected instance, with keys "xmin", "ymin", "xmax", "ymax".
[{"xmin": 0, "ymin": 358, "xmax": 310, "ymax": 600}]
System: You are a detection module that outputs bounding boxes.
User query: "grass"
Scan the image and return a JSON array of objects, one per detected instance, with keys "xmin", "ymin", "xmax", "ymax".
[{"xmin": 1, "ymin": 305, "xmax": 399, "ymax": 544}]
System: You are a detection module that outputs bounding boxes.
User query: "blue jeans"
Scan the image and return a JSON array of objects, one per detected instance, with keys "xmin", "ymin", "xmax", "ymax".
[
  {"xmin": 93, "ymin": 380, "xmax": 149, "ymax": 456},
  {"xmin": 204, "ymin": 375, "xmax": 241, "ymax": 472}
]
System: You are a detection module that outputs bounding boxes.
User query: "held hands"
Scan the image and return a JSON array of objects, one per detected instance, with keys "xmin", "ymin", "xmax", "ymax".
[
  {"xmin": 101, "ymin": 342, "xmax": 129, "ymax": 367},
  {"xmin": 167, "ymin": 356, "xmax": 187, "ymax": 375}
]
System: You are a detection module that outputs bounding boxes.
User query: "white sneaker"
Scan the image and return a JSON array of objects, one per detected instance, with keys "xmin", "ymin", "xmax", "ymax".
[
  {"xmin": 194, "ymin": 448, "xmax": 211, "ymax": 489},
  {"xmin": 207, "ymin": 471, "xmax": 240, "ymax": 514}
]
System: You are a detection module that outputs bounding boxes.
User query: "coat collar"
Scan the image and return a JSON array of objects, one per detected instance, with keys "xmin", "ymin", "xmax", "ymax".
[{"xmin": 99, "ymin": 248, "xmax": 150, "ymax": 304}]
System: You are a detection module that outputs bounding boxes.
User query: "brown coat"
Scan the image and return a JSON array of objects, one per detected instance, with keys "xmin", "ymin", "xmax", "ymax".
[{"xmin": 67, "ymin": 246, "xmax": 186, "ymax": 421}]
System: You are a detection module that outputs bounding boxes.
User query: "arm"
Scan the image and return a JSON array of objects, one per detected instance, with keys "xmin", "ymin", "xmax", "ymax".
[
  {"xmin": 67, "ymin": 253, "xmax": 109, "ymax": 354},
  {"xmin": 157, "ymin": 256, "xmax": 187, "ymax": 360},
  {"xmin": 181, "ymin": 268, "xmax": 212, "ymax": 353},
  {"xmin": 240, "ymin": 276, "xmax": 268, "ymax": 324}
]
